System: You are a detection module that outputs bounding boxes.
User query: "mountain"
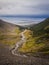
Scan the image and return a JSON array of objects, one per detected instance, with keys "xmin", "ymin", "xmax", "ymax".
[
  {"xmin": 19, "ymin": 18, "xmax": 49, "ymax": 56},
  {"xmin": 0, "ymin": 19, "xmax": 24, "ymax": 46},
  {"xmin": 0, "ymin": 19, "xmax": 49, "ymax": 65},
  {"xmin": 0, "ymin": 19, "xmax": 24, "ymax": 34},
  {"xmin": 28, "ymin": 18, "xmax": 49, "ymax": 36},
  {"xmin": 0, "ymin": 18, "xmax": 49, "ymax": 57}
]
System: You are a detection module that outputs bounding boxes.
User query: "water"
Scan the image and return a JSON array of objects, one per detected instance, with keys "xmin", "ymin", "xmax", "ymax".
[{"xmin": 0, "ymin": 16, "xmax": 45, "ymax": 26}]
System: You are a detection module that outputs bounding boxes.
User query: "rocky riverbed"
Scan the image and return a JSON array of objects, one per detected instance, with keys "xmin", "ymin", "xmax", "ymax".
[{"xmin": 0, "ymin": 43, "xmax": 49, "ymax": 65}]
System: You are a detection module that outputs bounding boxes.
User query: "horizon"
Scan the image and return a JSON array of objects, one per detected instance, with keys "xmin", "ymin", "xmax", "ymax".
[{"xmin": 0, "ymin": 16, "xmax": 46, "ymax": 26}]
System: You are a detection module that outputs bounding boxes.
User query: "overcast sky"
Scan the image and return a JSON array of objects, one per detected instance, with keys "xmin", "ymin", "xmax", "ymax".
[
  {"xmin": 0, "ymin": 0, "xmax": 49, "ymax": 15},
  {"xmin": 0, "ymin": 0, "xmax": 49, "ymax": 25}
]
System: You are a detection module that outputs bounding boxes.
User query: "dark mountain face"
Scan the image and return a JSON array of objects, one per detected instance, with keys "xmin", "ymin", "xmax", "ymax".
[
  {"xmin": 0, "ymin": 19, "xmax": 24, "ymax": 33},
  {"xmin": 0, "ymin": 19, "xmax": 23, "ymax": 28},
  {"xmin": 28, "ymin": 18, "xmax": 49, "ymax": 36}
]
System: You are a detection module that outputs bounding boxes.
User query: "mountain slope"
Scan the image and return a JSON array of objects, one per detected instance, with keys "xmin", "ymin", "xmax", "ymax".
[
  {"xmin": 19, "ymin": 18, "xmax": 49, "ymax": 56},
  {"xmin": 0, "ymin": 19, "xmax": 24, "ymax": 46},
  {"xmin": 0, "ymin": 18, "xmax": 49, "ymax": 57},
  {"xmin": 29, "ymin": 18, "xmax": 49, "ymax": 36},
  {"xmin": 0, "ymin": 19, "xmax": 24, "ymax": 34}
]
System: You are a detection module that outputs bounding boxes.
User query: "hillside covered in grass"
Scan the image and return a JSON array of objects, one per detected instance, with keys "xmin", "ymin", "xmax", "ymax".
[
  {"xmin": 0, "ymin": 19, "xmax": 24, "ymax": 46},
  {"xmin": 0, "ymin": 18, "xmax": 49, "ymax": 56},
  {"xmin": 29, "ymin": 18, "xmax": 49, "ymax": 36},
  {"xmin": 19, "ymin": 18, "xmax": 49, "ymax": 56}
]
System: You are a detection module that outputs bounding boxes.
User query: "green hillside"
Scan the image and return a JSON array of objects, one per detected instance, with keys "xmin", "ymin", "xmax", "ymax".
[
  {"xmin": 0, "ymin": 18, "xmax": 49, "ymax": 57},
  {"xmin": 19, "ymin": 18, "xmax": 49, "ymax": 56},
  {"xmin": 29, "ymin": 18, "xmax": 49, "ymax": 36},
  {"xmin": 0, "ymin": 19, "xmax": 23, "ymax": 46}
]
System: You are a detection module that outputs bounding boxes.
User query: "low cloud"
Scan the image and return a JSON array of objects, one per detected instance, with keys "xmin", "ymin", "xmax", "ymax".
[{"xmin": 0, "ymin": 0, "xmax": 49, "ymax": 15}]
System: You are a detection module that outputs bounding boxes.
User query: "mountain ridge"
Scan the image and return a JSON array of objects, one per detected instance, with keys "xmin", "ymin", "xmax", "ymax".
[
  {"xmin": 0, "ymin": 19, "xmax": 25, "ymax": 34},
  {"xmin": 28, "ymin": 18, "xmax": 49, "ymax": 36}
]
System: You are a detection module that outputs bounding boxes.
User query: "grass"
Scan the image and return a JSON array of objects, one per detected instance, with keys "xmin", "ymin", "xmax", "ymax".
[
  {"xmin": 19, "ymin": 37, "xmax": 45, "ymax": 52},
  {"xmin": 0, "ymin": 26, "xmax": 21, "ymax": 46},
  {"xmin": 0, "ymin": 18, "xmax": 49, "ymax": 59},
  {"xmin": 18, "ymin": 29, "xmax": 49, "ymax": 55},
  {"xmin": 0, "ymin": 29, "xmax": 49, "ymax": 56},
  {"xmin": 0, "ymin": 35, "xmax": 21, "ymax": 46}
]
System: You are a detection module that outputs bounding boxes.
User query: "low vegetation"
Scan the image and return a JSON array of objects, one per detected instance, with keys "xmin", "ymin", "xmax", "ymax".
[
  {"xmin": 0, "ymin": 19, "xmax": 23, "ymax": 47},
  {"xmin": 19, "ymin": 18, "xmax": 49, "ymax": 56},
  {"xmin": 0, "ymin": 18, "xmax": 49, "ymax": 56}
]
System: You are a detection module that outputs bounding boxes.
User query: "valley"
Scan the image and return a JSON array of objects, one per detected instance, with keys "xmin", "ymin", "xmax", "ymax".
[{"xmin": 0, "ymin": 18, "xmax": 49, "ymax": 65}]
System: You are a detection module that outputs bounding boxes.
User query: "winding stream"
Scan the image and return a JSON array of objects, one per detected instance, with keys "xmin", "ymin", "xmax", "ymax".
[{"xmin": 11, "ymin": 30, "xmax": 27, "ymax": 57}]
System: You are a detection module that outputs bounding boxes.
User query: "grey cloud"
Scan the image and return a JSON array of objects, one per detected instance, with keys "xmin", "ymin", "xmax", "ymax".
[{"xmin": 0, "ymin": 0, "xmax": 49, "ymax": 15}]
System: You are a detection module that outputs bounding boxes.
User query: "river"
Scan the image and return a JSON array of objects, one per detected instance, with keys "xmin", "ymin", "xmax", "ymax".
[{"xmin": 11, "ymin": 30, "xmax": 27, "ymax": 57}]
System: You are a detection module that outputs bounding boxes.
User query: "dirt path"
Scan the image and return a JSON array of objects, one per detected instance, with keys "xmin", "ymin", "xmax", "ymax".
[{"xmin": 11, "ymin": 30, "xmax": 27, "ymax": 57}]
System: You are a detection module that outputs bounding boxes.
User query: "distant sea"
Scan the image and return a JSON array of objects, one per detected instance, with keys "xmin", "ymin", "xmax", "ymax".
[{"xmin": 0, "ymin": 16, "xmax": 46, "ymax": 26}]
